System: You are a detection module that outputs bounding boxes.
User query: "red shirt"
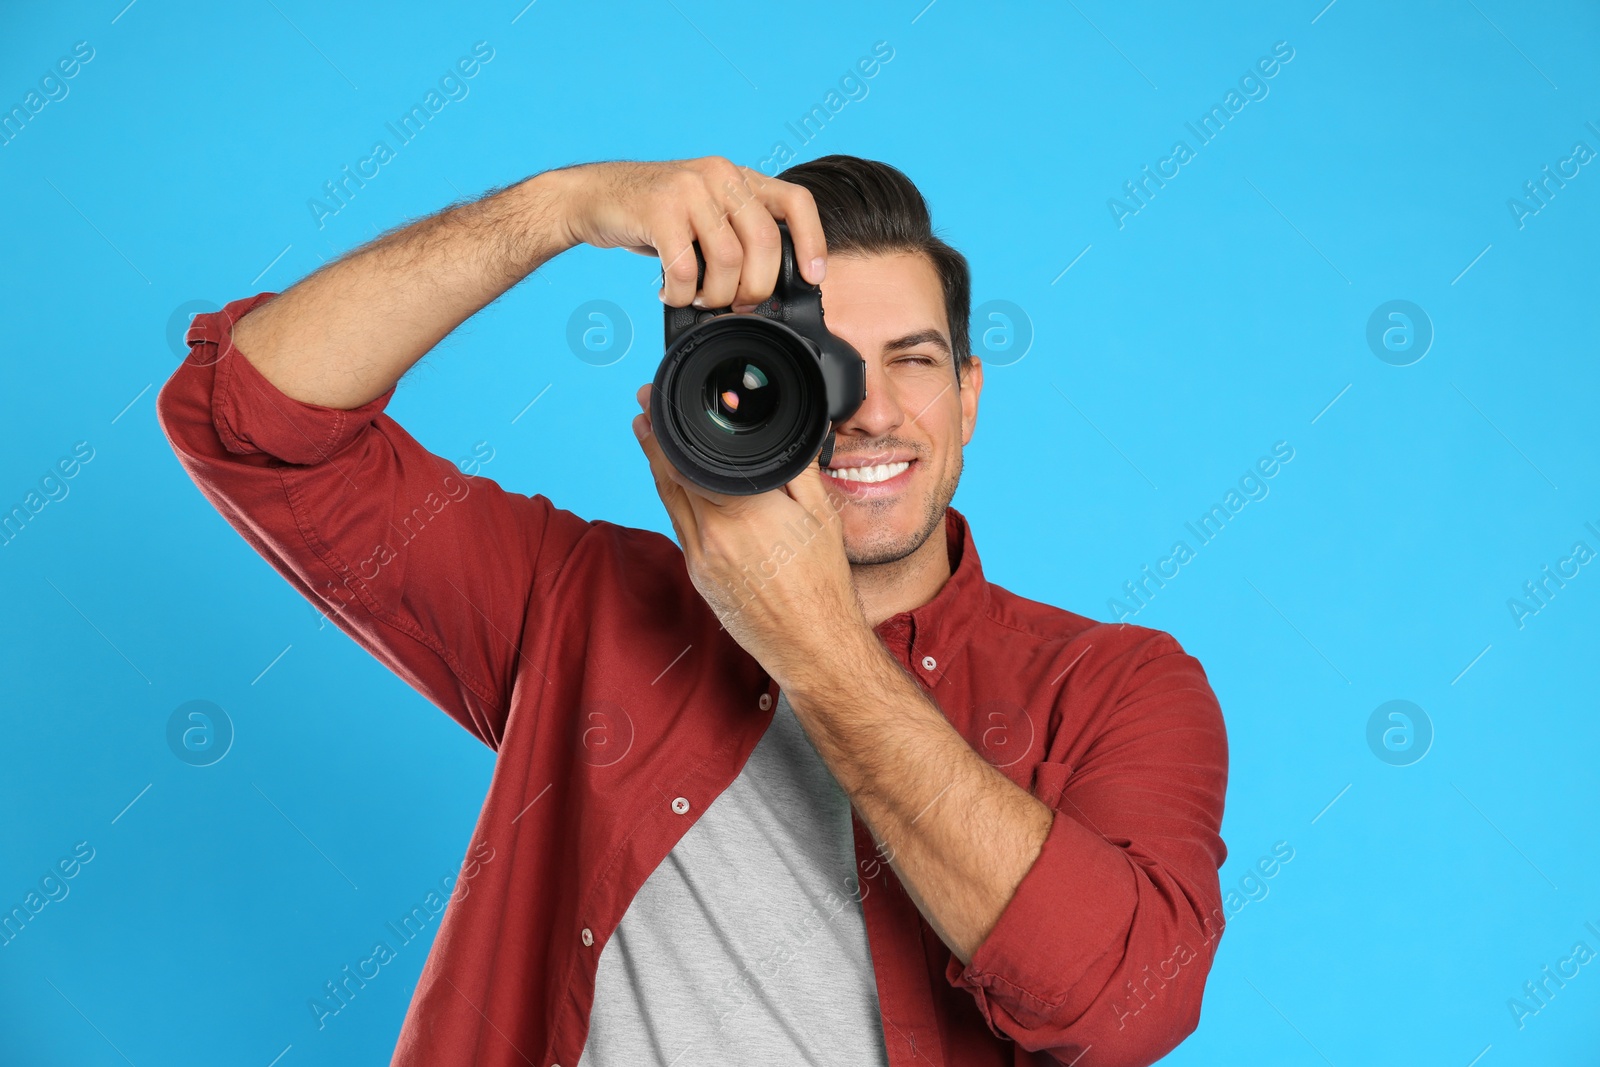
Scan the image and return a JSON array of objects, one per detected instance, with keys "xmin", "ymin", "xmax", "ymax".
[{"xmin": 158, "ymin": 292, "xmax": 1230, "ymax": 1067}]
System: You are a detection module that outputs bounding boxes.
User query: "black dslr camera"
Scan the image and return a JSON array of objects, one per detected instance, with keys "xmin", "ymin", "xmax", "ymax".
[{"xmin": 650, "ymin": 221, "xmax": 866, "ymax": 495}]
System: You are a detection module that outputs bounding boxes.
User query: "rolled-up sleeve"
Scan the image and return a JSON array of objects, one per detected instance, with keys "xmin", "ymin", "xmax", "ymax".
[
  {"xmin": 946, "ymin": 631, "xmax": 1230, "ymax": 1067},
  {"xmin": 156, "ymin": 292, "xmax": 596, "ymax": 749}
]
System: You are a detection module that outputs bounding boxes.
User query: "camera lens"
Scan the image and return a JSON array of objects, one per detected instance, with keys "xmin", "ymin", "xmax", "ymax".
[
  {"xmin": 704, "ymin": 358, "xmax": 779, "ymax": 434},
  {"xmin": 652, "ymin": 317, "xmax": 829, "ymax": 495}
]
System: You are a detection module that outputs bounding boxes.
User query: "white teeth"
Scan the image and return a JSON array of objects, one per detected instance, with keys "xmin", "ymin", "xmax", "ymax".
[{"xmin": 823, "ymin": 460, "xmax": 911, "ymax": 484}]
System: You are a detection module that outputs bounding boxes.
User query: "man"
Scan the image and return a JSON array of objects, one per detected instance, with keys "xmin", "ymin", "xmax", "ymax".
[{"xmin": 158, "ymin": 154, "xmax": 1229, "ymax": 1067}]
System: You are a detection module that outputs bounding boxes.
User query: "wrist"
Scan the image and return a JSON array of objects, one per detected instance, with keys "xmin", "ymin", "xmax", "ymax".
[
  {"xmin": 502, "ymin": 167, "xmax": 584, "ymax": 270},
  {"xmin": 778, "ymin": 620, "xmax": 895, "ymax": 709}
]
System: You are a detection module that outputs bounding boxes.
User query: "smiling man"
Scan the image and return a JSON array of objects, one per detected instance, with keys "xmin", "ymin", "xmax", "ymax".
[{"xmin": 158, "ymin": 155, "xmax": 1229, "ymax": 1067}]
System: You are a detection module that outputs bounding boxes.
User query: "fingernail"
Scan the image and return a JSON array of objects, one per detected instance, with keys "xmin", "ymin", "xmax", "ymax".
[
  {"xmin": 691, "ymin": 295, "xmax": 706, "ymax": 308},
  {"xmin": 810, "ymin": 258, "xmax": 826, "ymax": 282},
  {"xmin": 658, "ymin": 288, "xmax": 668, "ymax": 303}
]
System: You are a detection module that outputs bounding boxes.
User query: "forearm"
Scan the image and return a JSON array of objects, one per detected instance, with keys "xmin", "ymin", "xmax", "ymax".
[
  {"xmin": 782, "ymin": 629, "xmax": 1054, "ymax": 963},
  {"xmin": 230, "ymin": 167, "xmax": 579, "ymax": 409}
]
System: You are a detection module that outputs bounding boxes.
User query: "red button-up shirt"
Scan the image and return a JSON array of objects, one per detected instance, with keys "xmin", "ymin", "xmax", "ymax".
[{"xmin": 158, "ymin": 292, "xmax": 1230, "ymax": 1067}]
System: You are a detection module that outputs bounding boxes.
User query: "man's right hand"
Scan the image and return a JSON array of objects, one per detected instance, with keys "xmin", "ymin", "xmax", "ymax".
[
  {"xmin": 226, "ymin": 155, "xmax": 821, "ymax": 411},
  {"xmin": 548, "ymin": 157, "xmax": 829, "ymax": 313}
]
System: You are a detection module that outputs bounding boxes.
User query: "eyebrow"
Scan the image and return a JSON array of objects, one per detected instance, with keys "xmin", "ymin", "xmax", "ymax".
[{"xmin": 882, "ymin": 329, "xmax": 951, "ymax": 357}]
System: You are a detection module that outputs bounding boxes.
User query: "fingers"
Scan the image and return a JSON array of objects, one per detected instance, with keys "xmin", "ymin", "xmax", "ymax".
[
  {"xmin": 655, "ymin": 214, "xmax": 701, "ymax": 308},
  {"xmin": 685, "ymin": 159, "xmax": 780, "ymax": 310},
  {"xmin": 566, "ymin": 158, "xmax": 827, "ymax": 306},
  {"xmin": 633, "ymin": 407, "xmax": 701, "ymax": 547},
  {"xmin": 741, "ymin": 166, "xmax": 827, "ymax": 285},
  {"xmin": 634, "ymin": 384, "xmax": 745, "ymax": 527},
  {"xmin": 686, "ymin": 189, "xmax": 743, "ymax": 309},
  {"xmin": 652, "ymin": 158, "xmax": 827, "ymax": 310},
  {"xmin": 722, "ymin": 198, "xmax": 782, "ymax": 311},
  {"xmin": 783, "ymin": 457, "xmax": 846, "ymax": 535}
]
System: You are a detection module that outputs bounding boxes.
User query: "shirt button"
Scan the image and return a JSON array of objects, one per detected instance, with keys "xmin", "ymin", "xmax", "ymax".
[
  {"xmin": 671, "ymin": 796, "xmax": 690, "ymax": 815},
  {"xmin": 758, "ymin": 693, "xmax": 772, "ymax": 711},
  {"xmin": 581, "ymin": 927, "xmax": 593, "ymax": 946},
  {"xmin": 921, "ymin": 655, "xmax": 937, "ymax": 671}
]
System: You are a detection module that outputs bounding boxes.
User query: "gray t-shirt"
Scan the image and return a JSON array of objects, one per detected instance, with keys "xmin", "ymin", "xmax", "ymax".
[{"xmin": 575, "ymin": 692, "xmax": 891, "ymax": 1066}]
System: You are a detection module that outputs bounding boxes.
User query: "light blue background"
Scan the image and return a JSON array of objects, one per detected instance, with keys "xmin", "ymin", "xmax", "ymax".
[{"xmin": 2, "ymin": 1, "xmax": 1597, "ymax": 1064}]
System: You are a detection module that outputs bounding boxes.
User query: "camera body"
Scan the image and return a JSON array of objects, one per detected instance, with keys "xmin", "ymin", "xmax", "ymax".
[{"xmin": 651, "ymin": 221, "xmax": 866, "ymax": 496}]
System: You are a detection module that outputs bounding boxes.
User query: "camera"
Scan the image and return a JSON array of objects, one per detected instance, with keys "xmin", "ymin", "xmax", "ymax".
[{"xmin": 650, "ymin": 221, "xmax": 866, "ymax": 496}]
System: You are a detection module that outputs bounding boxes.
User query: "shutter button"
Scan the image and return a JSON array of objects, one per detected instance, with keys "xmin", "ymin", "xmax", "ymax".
[
  {"xmin": 758, "ymin": 692, "xmax": 772, "ymax": 711},
  {"xmin": 921, "ymin": 655, "xmax": 937, "ymax": 671},
  {"xmin": 671, "ymin": 796, "xmax": 690, "ymax": 815},
  {"xmin": 581, "ymin": 927, "xmax": 593, "ymax": 946}
]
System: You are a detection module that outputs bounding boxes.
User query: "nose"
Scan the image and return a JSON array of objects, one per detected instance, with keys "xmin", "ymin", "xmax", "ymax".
[{"xmin": 833, "ymin": 356, "xmax": 902, "ymax": 443}]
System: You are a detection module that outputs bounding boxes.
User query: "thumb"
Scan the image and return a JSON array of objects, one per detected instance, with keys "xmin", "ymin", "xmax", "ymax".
[{"xmin": 785, "ymin": 456, "xmax": 845, "ymax": 536}]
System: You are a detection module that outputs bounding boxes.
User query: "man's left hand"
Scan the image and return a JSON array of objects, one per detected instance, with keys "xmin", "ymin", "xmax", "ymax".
[{"xmin": 632, "ymin": 383, "xmax": 868, "ymax": 686}]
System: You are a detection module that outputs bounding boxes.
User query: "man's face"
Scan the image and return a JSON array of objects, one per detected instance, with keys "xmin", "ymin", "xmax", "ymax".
[{"xmin": 814, "ymin": 251, "xmax": 982, "ymax": 566}]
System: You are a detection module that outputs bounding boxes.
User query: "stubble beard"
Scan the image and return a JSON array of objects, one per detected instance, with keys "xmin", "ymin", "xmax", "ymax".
[{"xmin": 839, "ymin": 449, "xmax": 963, "ymax": 568}]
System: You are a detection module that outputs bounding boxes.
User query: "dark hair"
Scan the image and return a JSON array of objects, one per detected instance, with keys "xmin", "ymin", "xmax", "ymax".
[{"xmin": 775, "ymin": 155, "xmax": 972, "ymax": 384}]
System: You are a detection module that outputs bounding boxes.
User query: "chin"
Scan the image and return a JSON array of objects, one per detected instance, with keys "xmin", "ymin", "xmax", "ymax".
[
  {"xmin": 827, "ymin": 453, "xmax": 962, "ymax": 567},
  {"xmin": 838, "ymin": 496, "xmax": 934, "ymax": 566},
  {"xmin": 843, "ymin": 528, "xmax": 914, "ymax": 566}
]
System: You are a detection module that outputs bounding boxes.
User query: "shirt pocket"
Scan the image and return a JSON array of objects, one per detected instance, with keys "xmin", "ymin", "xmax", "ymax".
[{"xmin": 1028, "ymin": 759, "xmax": 1074, "ymax": 809}]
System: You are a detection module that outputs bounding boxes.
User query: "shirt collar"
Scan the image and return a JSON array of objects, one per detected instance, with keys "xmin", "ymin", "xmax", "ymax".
[{"xmin": 872, "ymin": 505, "xmax": 990, "ymax": 660}]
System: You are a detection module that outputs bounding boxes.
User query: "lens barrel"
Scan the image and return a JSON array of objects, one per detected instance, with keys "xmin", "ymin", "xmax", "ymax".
[
  {"xmin": 651, "ymin": 315, "xmax": 829, "ymax": 495},
  {"xmin": 651, "ymin": 222, "xmax": 866, "ymax": 496}
]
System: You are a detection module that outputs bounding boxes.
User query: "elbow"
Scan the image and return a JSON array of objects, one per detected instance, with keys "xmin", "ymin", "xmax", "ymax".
[
  {"xmin": 1093, "ymin": 961, "xmax": 1210, "ymax": 1066},
  {"xmin": 154, "ymin": 369, "xmax": 180, "ymax": 437},
  {"xmin": 967, "ymin": 967, "xmax": 1209, "ymax": 1067},
  {"xmin": 155, "ymin": 340, "xmax": 235, "ymax": 466},
  {"xmin": 154, "ymin": 364, "xmax": 201, "ymax": 461}
]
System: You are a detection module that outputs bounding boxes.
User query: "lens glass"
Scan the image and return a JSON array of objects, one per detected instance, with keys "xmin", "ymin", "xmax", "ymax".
[
  {"xmin": 655, "ymin": 317, "xmax": 827, "ymax": 494},
  {"xmin": 704, "ymin": 357, "xmax": 779, "ymax": 433}
]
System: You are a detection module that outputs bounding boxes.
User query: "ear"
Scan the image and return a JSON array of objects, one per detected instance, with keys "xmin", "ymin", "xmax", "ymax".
[{"xmin": 959, "ymin": 355, "xmax": 983, "ymax": 447}]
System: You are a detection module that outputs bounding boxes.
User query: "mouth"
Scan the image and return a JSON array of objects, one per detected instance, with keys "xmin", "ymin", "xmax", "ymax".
[{"xmin": 822, "ymin": 458, "xmax": 917, "ymax": 498}]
